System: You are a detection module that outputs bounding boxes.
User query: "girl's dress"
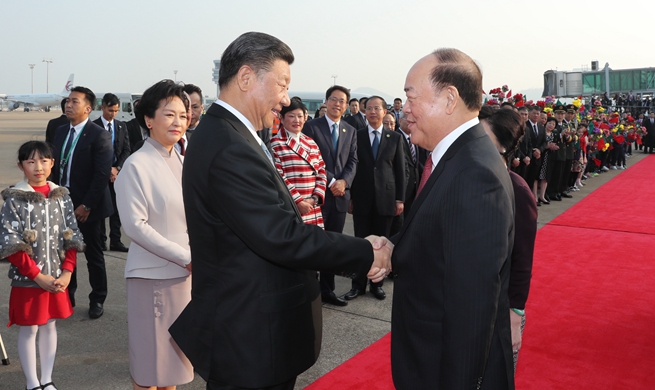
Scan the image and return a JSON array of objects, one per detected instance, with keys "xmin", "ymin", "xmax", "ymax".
[{"xmin": 0, "ymin": 181, "xmax": 85, "ymax": 326}]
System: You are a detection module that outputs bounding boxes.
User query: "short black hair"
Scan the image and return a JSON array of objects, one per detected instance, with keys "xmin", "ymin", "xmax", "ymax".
[
  {"xmin": 478, "ymin": 105, "xmax": 495, "ymax": 120},
  {"xmin": 182, "ymin": 84, "xmax": 203, "ymax": 100},
  {"xmin": 59, "ymin": 98, "xmax": 67, "ymax": 111},
  {"xmin": 18, "ymin": 140, "xmax": 53, "ymax": 163},
  {"xmin": 430, "ymin": 48, "xmax": 483, "ymax": 111},
  {"xmin": 529, "ymin": 106, "xmax": 541, "ymax": 113},
  {"xmin": 70, "ymin": 86, "xmax": 96, "ymax": 109},
  {"xmin": 359, "ymin": 97, "xmax": 368, "ymax": 108},
  {"xmin": 546, "ymin": 116, "xmax": 557, "ymax": 125},
  {"xmin": 394, "ymin": 98, "xmax": 402, "ymax": 103},
  {"xmin": 366, "ymin": 96, "xmax": 387, "ymax": 110},
  {"xmin": 325, "ymin": 85, "xmax": 350, "ymax": 102},
  {"xmin": 135, "ymin": 80, "xmax": 190, "ymax": 129},
  {"xmin": 102, "ymin": 93, "xmax": 120, "ymax": 107},
  {"xmin": 517, "ymin": 106, "xmax": 528, "ymax": 112},
  {"xmin": 218, "ymin": 32, "xmax": 294, "ymax": 89},
  {"xmin": 349, "ymin": 98, "xmax": 359, "ymax": 105},
  {"xmin": 280, "ymin": 99, "xmax": 307, "ymax": 118}
]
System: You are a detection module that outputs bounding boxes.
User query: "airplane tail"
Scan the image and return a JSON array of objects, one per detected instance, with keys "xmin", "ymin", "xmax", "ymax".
[{"xmin": 61, "ymin": 74, "xmax": 74, "ymax": 94}]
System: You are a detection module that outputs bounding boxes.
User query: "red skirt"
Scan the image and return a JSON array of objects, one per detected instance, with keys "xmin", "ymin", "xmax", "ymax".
[{"xmin": 7, "ymin": 286, "xmax": 73, "ymax": 327}]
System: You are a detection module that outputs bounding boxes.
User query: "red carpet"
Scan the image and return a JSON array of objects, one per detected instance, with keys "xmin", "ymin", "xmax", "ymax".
[
  {"xmin": 307, "ymin": 155, "xmax": 655, "ymax": 389},
  {"xmin": 550, "ymin": 155, "xmax": 655, "ymax": 235}
]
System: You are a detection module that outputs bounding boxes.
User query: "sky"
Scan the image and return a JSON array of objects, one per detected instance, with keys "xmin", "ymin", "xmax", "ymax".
[{"xmin": 1, "ymin": 0, "xmax": 652, "ymax": 103}]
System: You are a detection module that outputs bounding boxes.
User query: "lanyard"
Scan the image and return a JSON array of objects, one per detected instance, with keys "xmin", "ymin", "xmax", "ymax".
[{"xmin": 59, "ymin": 127, "xmax": 84, "ymax": 179}]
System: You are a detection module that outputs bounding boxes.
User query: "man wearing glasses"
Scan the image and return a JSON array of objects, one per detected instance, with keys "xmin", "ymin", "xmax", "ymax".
[{"xmin": 303, "ymin": 86, "xmax": 359, "ymax": 307}]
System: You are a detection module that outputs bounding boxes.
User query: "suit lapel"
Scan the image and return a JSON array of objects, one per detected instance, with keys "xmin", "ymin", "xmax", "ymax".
[
  {"xmin": 394, "ymin": 124, "xmax": 487, "ymax": 244},
  {"xmin": 209, "ymin": 104, "xmax": 303, "ymax": 221}
]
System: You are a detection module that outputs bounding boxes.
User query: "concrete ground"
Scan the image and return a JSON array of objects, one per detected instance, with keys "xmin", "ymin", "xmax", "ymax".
[{"xmin": 0, "ymin": 111, "xmax": 645, "ymax": 389}]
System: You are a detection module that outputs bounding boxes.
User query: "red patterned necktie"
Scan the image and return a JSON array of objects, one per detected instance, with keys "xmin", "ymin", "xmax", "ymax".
[
  {"xmin": 416, "ymin": 154, "xmax": 433, "ymax": 198},
  {"xmin": 178, "ymin": 138, "xmax": 186, "ymax": 156}
]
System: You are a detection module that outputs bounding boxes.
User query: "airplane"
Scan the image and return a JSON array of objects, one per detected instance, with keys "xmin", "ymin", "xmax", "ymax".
[{"xmin": 1, "ymin": 74, "xmax": 74, "ymax": 112}]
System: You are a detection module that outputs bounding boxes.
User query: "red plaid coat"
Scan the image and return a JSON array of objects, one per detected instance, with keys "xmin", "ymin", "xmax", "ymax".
[{"xmin": 271, "ymin": 128, "xmax": 327, "ymax": 228}]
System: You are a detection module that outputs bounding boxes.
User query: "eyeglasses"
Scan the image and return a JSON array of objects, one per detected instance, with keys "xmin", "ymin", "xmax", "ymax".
[
  {"xmin": 366, "ymin": 106, "xmax": 385, "ymax": 112},
  {"xmin": 328, "ymin": 97, "xmax": 346, "ymax": 105}
]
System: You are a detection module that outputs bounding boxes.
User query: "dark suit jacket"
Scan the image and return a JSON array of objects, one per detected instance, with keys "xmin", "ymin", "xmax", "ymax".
[
  {"xmin": 92, "ymin": 118, "xmax": 130, "ymax": 169},
  {"xmin": 45, "ymin": 115, "xmax": 69, "ymax": 148},
  {"xmin": 396, "ymin": 129, "xmax": 423, "ymax": 214},
  {"xmin": 351, "ymin": 127, "xmax": 405, "ymax": 216},
  {"xmin": 169, "ymin": 104, "xmax": 373, "ymax": 388},
  {"xmin": 525, "ymin": 121, "xmax": 547, "ymax": 182},
  {"xmin": 390, "ymin": 123, "xmax": 515, "ymax": 389},
  {"xmin": 125, "ymin": 117, "xmax": 145, "ymax": 153},
  {"xmin": 51, "ymin": 120, "xmax": 113, "ymax": 222},
  {"xmin": 642, "ymin": 118, "xmax": 655, "ymax": 145},
  {"xmin": 302, "ymin": 116, "xmax": 358, "ymax": 213},
  {"xmin": 345, "ymin": 112, "xmax": 367, "ymax": 131}
]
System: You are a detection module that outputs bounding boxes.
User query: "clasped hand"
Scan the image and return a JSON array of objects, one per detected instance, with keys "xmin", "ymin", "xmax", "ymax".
[
  {"xmin": 365, "ymin": 235, "xmax": 393, "ymax": 283},
  {"xmin": 35, "ymin": 271, "xmax": 72, "ymax": 293}
]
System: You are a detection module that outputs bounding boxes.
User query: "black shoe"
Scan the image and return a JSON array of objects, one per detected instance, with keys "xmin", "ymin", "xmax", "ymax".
[
  {"xmin": 344, "ymin": 288, "xmax": 365, "ymax": 300},
  {"xmin": 370, "ymin": 286, "xmax": 386, "ymax": 300},
  {"xmin": 110, "ymin": 242, "xmax": 129, "ymax": 252},
  {"xmin": 321, "ymin": 292, "xmax": 348, "ymax": 306},
  {"xmin": 545, "ymin": 194, "xmax": 551, "ymax": 202},
  {"xmin": 539, "ymin": 198, "xmax": 550, "ymax": 205},
  {"xmin": 537, "ymin": 200, "xmax": 541, "ymax": 207},
  {"xmin": 41, "ymin": 382, "xmax": 58, "ymax": 390},
  {"xmin": 561, "ymin": 192, "xmax": 572, "ymax": 198},
  {"xmin": 89, "ymin": 302, "xmax": 104, "ymax": 319},
  {"xmin": 101, "ymin": 243, "xmax": 108, "ymax": 251}
]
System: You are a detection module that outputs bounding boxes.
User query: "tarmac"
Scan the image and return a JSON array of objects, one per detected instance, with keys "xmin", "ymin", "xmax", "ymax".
[{"xmin": 0, "ymin": 111, "xmax": 645, "ymax": 389}]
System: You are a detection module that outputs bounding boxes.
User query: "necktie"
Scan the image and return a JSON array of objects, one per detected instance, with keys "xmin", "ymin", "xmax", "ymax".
[
  {"xmin": 108, "ymin": 123, "xmax": 117, "ymax": 163},
  {"xmin": 60, "ymin": 127, "xmax": 76, "ymax": 187},
  {"xmin": 260, "ymin": 142, "xmax": 274, "ymax": 165},
  {"xmin": 371, "ymin": 130, "xmax": 380, "ymax": 158},
  {"xmin": 408, "ymin": 136, "xmax": 416, "ymax": 163},
  {"xmin": 331, "ymin": 123, "xmax": 339, "ymax": 152},
  {"xmin": 533, "ymin": 123, "xmax": 538, "ymax": 137},
  {"xmin": 177, "ymin": 138, "xmax": 186, "ymax": 156},
  {"xmin": 107, "ymin": 122, "xmax": 112, "ymax": 137},
  {"xmin": 416, "ymin": 154, "xmax": 433, "ymax": 198}
]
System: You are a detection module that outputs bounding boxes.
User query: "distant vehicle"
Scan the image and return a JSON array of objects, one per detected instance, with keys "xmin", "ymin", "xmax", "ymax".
[
  {"xmin": 89, "ymin": 93, "xmax": 142, "ymax": 122},
  {"xmin": 1, "ymin": 74, "xmax": 74, "ymax": 112}
]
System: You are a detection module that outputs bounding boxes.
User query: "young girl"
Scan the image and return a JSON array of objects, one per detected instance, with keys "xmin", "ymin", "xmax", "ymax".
[{"xmin": 0, "ymin": 141, "xmax": 85, "ymax": 390}]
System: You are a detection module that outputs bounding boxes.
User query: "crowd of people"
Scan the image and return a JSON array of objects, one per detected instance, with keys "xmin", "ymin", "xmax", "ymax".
[{"xmin": 2, "ymin": 30, "xmax": 649, "ymax": 390}]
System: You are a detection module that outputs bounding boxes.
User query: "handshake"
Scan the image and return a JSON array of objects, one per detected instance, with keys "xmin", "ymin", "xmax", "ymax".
[{"xmin": 365, "ymin": 235, "xmax": 394, "ymax": 283}]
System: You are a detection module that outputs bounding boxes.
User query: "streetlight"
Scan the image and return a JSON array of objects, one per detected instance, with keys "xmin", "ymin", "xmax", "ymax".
[
  {"xmin": 28, "ymin": 64, "xmax": 36, "ymax": 93},
  {"xmin": 174, "ymin": 70, "xmax": 178, "ymax": 82},
  {"xmin": 43, "ymin": 58, "xmax": 53, "ymax": 93},
  {"xmin": 331, "ymin": 74, "xmax": 338, "ymax": 86}
]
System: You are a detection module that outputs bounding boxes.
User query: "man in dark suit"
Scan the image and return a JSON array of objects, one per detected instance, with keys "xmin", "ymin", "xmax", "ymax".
[
  {"xmin": 51, "ymin": 86, "xmax": 113, "ymax": 319},
  {"xmin": 169, "ymin": 32, "xmax": 391, "ymax": 390},
  {"xmin": 303, "ymin": 85, "xmax": 359, "ymax": 307},
  {"xmin": 390, "ymin": 49, "xmax": 515, "ymax": 389},
  {"xmin": 390, "ymin": 113, "xmax": 426, "ymax": 235},
  {"xmin": 126, "ymin": 99, "xmax": 148, "ymax": 152},
  {"xmin": 642, "ymin": 111, "xmax": 655, "ymax": 153},
  {"xmin": 346, "ymin": 96, "xmax": 405, "ymax": 301},
  {"xmin": 182, "ymin": 84, "xmax": 204, "ymax": 142},
  {"xmin": 525, "ymin": 106, "xmax": 547, "ymax": 198},
  {"xmin": 390, "ymin": 98, "xmax": 403, "ymax": 130},
  {"xmin": 511, "ymin": 106, "xmax": 532, "ymax": 182},
  {"xmin": 93, "ymin": 93, "xmax": 130, "ymax": 252},
  {"xmin": 45, "ymin": 98, "xmax": 69, "ymax": 148},
  {"xmin": 345, "ymin": 97, "xmax": 367, "ymax": 130}
]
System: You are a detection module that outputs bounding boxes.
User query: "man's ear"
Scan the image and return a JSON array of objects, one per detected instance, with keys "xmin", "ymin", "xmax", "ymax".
[
  {"xmin": 444, "ymin": 86, "xmax": 459, "ymax": 115},
  {"xmin": 236, "ymin": 65, "xmax": 255, "ymax": 92}
]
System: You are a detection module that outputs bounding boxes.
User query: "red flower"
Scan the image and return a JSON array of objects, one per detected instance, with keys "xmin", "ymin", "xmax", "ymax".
[{"xmin": 614, "ymin": 135, "xmax": 625, "ymax": 144}]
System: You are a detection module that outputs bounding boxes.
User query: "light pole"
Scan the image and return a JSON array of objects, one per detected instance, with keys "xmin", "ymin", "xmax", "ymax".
[
  {"xmin": 331, "ymin": 74, "xmax": 338, "ymax": 86},
  {"xmin": 28, "ymin": 64, "xmax": 36, "ymax": 93},
  {"xmin": 174, "ymin": 70, "xmax": 178, "ymax": 82},
  {"xmin": 43, "ymin": 58, "xmax": 53, "ymax": 93}
]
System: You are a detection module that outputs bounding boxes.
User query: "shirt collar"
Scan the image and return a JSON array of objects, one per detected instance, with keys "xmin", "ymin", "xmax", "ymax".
[
  {"xmin": 325, "ymin": 115, "xmax": 340, "ymax": 129},
  {"xmin": 368, "ymin": 123, "xmax": 383, "ymax": 134},
  {"xmin": 429, "ymin": 117, "xmax": 479, "ymax": 173},
  {"xmin": 71, "ymin": 118, "xmax": 89, "ymax": 133},
  {"xmin": 215, "ymin": 99, "xmax": 262, "ymax": 145},
  {"xmin": 100, "ymin": 116, "xmax": 114, "ymax": 129}
]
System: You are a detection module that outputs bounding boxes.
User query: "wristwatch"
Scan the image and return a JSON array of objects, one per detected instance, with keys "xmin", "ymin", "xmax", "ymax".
[{"xmin": 82, "ymin": 205, "xmax": 91, "ymax": 212}]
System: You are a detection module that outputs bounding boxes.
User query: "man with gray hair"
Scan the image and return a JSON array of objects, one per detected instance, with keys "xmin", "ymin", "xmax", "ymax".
[{"xmin": 390, "ymin": 48, "xmax": 515, "ymax": 389}]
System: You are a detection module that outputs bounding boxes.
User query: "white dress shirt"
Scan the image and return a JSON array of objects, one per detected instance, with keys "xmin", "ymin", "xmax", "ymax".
[{"xmin": 427, "ymin": 117, "xmax": 479, "ymax": 174}]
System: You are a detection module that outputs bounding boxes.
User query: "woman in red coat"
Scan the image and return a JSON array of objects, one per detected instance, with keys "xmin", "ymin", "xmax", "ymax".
[{"xmin": 271, "ymin": 99, "xmax": 327, "ymax": 227}]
